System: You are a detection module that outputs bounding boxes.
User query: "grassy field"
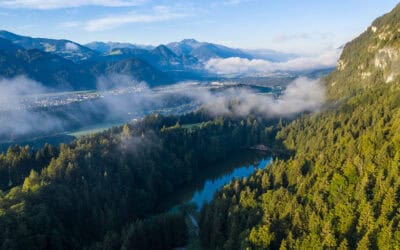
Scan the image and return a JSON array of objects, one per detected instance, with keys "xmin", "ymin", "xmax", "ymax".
[
  {"xmin": 181, "ymin": 123, "xmax": 202, "ymax": 129},
  {"xmin": 67, "ymin": 122, "xmax": 123, "ymax": 138},
  {"xmin": 68, "ymin": 128, "xmax": 110, "ymax": 138}
]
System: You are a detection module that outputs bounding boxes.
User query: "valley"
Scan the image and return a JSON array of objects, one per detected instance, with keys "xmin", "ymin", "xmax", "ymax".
[
  {"xmin": 0, "ymin": 79, "xmax": 282, "ymax": 149},
  {"xmin": 0, "ymin": 1, "xmax": 398, "ymax": 249}
]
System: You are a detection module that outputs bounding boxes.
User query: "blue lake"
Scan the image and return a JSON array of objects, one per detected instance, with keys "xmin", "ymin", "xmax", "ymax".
[
  {"xmin": 190, "ymin": 157, "xmax": 272, "ymax": 209},
  {"xmin": 158, "ymin": 152, "xmax": 272, "ymax": 212}
]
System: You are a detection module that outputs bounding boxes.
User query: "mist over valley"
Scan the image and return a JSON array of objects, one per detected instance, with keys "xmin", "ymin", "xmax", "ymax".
[{"xmin": 1, "ymin": 1, "xmax": 398, "ymax": 249}]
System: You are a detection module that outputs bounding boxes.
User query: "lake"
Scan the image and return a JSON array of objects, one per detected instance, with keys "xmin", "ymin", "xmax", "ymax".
[{"xmin": 158, "ymin": 151, "xmax": 272, "ymax": 212}]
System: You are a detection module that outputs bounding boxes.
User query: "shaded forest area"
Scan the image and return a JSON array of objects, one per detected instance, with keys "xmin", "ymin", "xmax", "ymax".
[{"xmin": 0, "ymin": 110, "xmax": 283, "ymax": 249}]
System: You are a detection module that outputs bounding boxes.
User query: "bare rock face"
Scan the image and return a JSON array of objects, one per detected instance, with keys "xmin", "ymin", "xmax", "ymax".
[{"xmin": 326, "ymin": 3, "xmax": 400, "ymax": 99}]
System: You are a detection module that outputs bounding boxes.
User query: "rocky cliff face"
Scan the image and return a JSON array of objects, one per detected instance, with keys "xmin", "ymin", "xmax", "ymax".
[{"xmin": 326, "ymin": 3, "xmax": 400, "ymax": 99}]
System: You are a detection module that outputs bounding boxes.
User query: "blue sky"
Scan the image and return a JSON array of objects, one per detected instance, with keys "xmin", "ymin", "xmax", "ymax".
[{"xmin": 0, "ymin": 0, "xmax": 398, "ymax": 53}]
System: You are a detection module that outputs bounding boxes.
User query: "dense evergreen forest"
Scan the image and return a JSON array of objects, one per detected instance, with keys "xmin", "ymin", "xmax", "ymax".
[
  {"xmin": 0, "ymin": 110, "xmax": 280, "ymax": 249},
  {"xmin": 2, "ymin": 3, "xmax": 400, "ymax": 250},
  {"xmin": 199, "ymin": 4, "xmax": 400, "ymax": 250}
]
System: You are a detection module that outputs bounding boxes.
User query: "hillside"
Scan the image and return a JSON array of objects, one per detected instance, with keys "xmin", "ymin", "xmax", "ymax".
[
  {"xmin": 0, "ymin": 30, "xmax": 98, "ymax": 62},
  {"xmin": 326, "ymin": 3, "xmax": 400, "ymax": 99},
  {"xmin": 102, "ymin": 45, "xmax": 200, "ymax": 72},
  {"xmin": 0, "ymin": 112, "xmax": 274, "ymax": 249},
  {"xmin": 0, "ymin": 32, "xmax": 328, "ymax": 90},
  {"xmin": 199, "ymin": 3, "xmax": 400, "ymax": 249},
  {"xmin": 1, "ymin": 4, "xmax": 398, "ymax": 249},
  {"xmin": 0, "ymin": 38, "xmax": 96, "ymax": 89},
  {"xmin": 167, "ymin": 39, "xmax": 252, "ymax": 61},
  {"xmin": 88, "ymin": 58, "xmax": 172, "ymax": 86},
  {"xmin": 85, "ymin": 41, "xmax": 155, "ymax": 53},
  {"xmin": 0, "ymin": 36, "xmax": 171, "ymax": 89}
]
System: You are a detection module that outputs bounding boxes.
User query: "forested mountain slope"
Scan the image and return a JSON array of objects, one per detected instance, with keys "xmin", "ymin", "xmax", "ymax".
[
  {"xmin": 200, "ymin": 3, "xmax": 400, "ymax": 250},
  {"xmin": 0, "ymin": 112, "xmax": 279, "ymax": 249},
  {"xmin": 0, "ymin": 37, "xmax": 171, "ymax": 90}
]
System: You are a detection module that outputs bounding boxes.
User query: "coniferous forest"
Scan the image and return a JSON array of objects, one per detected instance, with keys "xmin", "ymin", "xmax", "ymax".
[
  {"xmin": 199, "ymin": 4, "xmax": 400, "ymax": 249},
  {"xmin": 2, "ymin": 2, "xmax": 400, "ymax": 250},
  {"xmin": 0, "ymin": 111, "xmax": 279, "ymax": 249}
]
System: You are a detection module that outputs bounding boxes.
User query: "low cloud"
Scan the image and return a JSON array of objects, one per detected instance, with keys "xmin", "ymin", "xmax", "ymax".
[
  {"xmin": 0, "ymin": 76, "xmax": 63, "ymax": 140},
  {"xmin": 205, "ymin": 49, "xmax": 340, "ymax": 75},
  {"xmin": 0, "ymin": 76, "xmax": 46, "ymax": 101},
  {"xmin": 186, "ymin": 77, "xmax": 325, "ymax": 117},
  {"xmin": 0, "ymin": 0, "xmax": 147, "ymax": 9},
  {"xmin": 0, "ymin": 75, "xmax": 325, "ymax": 141},
  {"xmin": 95, "ymin": 74, "xmax": 159, "ymax": 121}
]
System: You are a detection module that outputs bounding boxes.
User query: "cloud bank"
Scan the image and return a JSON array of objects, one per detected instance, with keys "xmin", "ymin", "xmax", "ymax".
[
  {"xmin": 0, "ymin": 0, "xmax": 146, "ymax": 9},
  {"xmin": 186, "ymin": 77, "xmax": 325, "ymax": 117},
  {"xmin": 0, "ymin": 76, "xmax": 63, "ymax": 139},
  {"xmin": 205, "ymin": 49, "xmax": 340, "ymax": 75},
  {"xmin": 0, "ymin": 75, "xmax": 325, "ymax": 141}
]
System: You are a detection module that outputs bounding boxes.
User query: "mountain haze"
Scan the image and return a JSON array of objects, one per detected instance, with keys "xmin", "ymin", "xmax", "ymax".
[
  {"xmin": 166, "ymin": 39, "xmax": 252, "ymax": 61},
  {"xmin": 1, "ymin": 2, "xmax": 400, "ymax": 250},
  {"xmin": 85, "ymin": 41, "xmax": 155, "ymax": 54},
  {"xmin": 0, "ymin": 31, "xmax": 326, "ymax": 90},
  {"xmin": 0, "ymin": 31, "xmax": 175, "ymax": 89}
]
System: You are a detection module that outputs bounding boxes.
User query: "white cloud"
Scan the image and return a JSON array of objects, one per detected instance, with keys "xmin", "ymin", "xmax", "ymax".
[
  {"xmin": 83, "ymin": 6, "xmax": 188, "ymax": 31},
  {"xmin": 0, "ymin": 0, "xmax": 146, "ymax": 9},
  {"xmin": 65, "ymin": 42, "xmax": 79, "ymax": 51},
  {"xmin": 183, "ymin": 77, "xmax": 325, "ymax": 117},
  {"xmin": 0, "ymin": 76, "xmax": 63, "ymax": 138},
  {"xmin": 205, "ymin": 48, "xmax": 341, "ymax": 75}
]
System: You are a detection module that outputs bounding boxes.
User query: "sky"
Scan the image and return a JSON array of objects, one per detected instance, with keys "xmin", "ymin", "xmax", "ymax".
[{"xmin": 0, "ymin": 0, "xmax": 398, "ymax": 54}]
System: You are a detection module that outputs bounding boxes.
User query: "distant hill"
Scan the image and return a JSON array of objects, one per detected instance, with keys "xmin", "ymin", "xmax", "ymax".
[
  {"xmin": 0, "ymin": 31, "xmax": 332, "ymax": 90},
  {"xmin": 101, "ymin": 45, "xmax": 201, "ymax": 72},
  {"xmin": 88, "ymin": 38, "xmax": 293, "ymax": 63},
  {"xmin": 0, "ymin": 38, "xmax": 95, "ymax": 89},
  {"xmin": 87, "ymin": 58, "xmax": 172, "ymax": 87},
  {"xmin": 0, "ymin": 30, "xmax": 98, "ymax": 62},
  {"xmin": 85, "ymin": 41, "xmax": 155, "ymax": 54},
  {"xmin": 0, "ymin": 37, "xmax": 170, "ymax": 90},
  {"xmin": 167, "ymin": 39, "xmax": 252, "ymax": 61}
]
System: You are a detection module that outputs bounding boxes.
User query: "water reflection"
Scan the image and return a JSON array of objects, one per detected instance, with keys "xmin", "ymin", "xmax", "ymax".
[
  {"xmin": 190, "ymin": 157, "xmax": 272, "ymax": 209},
  {"xmin": 158, "ymin": 151, "xmax": 272, "ymax": 212}
]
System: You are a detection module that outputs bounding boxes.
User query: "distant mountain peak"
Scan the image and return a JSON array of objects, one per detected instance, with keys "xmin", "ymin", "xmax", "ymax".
[
  {"xmin": 181, "ymin": 38, "xmax": 199, "ymax": 43},
  {"xmin": 85, "ymin": 41, "xmax": 155, "ymax": 53},
  {"xmin": 179, "ymin": 39, "xmax": 201, "ymax": 46},
  {"xmin": 152, "ymin": 45, "xmax": 180, "ymax": 61},
  {"xmin": 0, "ymin": 30, "xmax": 21, "ymax": 39},
  {"xmin": 155, "ymin": 44, "xmax": 170, "ymax": 50}
]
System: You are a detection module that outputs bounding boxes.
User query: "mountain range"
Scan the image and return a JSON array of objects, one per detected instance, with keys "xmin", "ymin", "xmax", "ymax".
[
  {"xmin": 0, "ymin": 35, "xmax": 170, "ymax": 89},
  {"xmin": 0, "ymin": 30, "xmax": 298, "ymax": 90}
]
